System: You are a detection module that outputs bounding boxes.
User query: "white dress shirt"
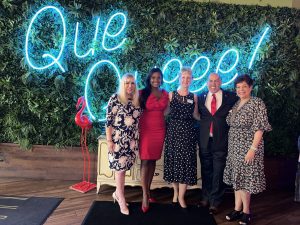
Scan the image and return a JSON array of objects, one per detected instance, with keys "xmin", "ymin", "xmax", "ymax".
[
  {"xmin": 205, "ymin": 90, "xmax": 222, "ymax": 137},
  {"xmin": 205, "ymin": 90, "xmax": 223, "ymax": 113}
]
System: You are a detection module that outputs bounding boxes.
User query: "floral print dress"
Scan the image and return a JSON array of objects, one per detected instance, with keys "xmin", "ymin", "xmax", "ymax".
[
  {"xmin": 106, "ymin": 94, "xmax": 141, "ymax": 171},
  {"xmin": 223, "ymin": 97, "xmax": 272, "ymax": 194}
]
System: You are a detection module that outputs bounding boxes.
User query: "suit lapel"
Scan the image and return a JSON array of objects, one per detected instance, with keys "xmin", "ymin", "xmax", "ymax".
[
  {"xmin": 202, "ymin": 90, "xmax": 229, "ymax": 115},
  {"xmin": 201, "ymin": 92, "xmax": 208, "ymax": 105},
  {"xmin": 201, "ymin": 92, "xmax": 211, "ymax": 114},
  {"xmin": 215, "ymin": 90, "xmax": 227, "ymax": 113}
]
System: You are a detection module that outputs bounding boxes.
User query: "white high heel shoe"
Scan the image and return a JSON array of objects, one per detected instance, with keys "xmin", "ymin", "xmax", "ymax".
[
  {"xmin": 112, "ymin": 192, "xmax": 129, "ymax": 206},
  {"xmin": 112, "ymin": 192, "xmax": 129, "ymax": 215}
]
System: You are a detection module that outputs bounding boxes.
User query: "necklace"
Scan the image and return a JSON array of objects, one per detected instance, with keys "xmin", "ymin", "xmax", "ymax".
[{"xmin": 177, "ymin": 90, "xmax": 189, "ymax": 104}]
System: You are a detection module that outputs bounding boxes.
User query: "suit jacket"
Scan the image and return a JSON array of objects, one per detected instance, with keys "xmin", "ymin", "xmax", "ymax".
[{"xmin": 198, "ymin": 90, "xmax": 238, "ymax": 150}]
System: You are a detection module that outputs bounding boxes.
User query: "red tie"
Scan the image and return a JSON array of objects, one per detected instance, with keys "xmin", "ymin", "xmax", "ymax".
[{"xmin": 210, "ymin": 94, "xmax": 217, "ymax": 135}]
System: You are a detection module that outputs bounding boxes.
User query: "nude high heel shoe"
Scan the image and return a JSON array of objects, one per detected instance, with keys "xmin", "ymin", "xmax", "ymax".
[
  {"xmin": 112, "ymin": 192, "xmax": 129, "ymax": 206},
  {"xmin": 112, "ymin": 192, "xmax": 129, "ymax": 215}
]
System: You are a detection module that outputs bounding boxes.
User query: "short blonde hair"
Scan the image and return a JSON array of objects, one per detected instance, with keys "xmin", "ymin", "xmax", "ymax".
[
  {"xmin": 118, "ymin": 73, "xmax": 140, "ymax": 107},
  {"xmin": 179, "ymin": 67, "xmax": 192, "ymax": 77},
  {"xmin": 179, "ymin": 67, "xmax": 193, "ymax": 85}
]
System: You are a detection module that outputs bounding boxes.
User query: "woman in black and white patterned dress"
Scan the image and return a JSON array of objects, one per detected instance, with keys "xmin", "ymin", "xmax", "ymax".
[
  {"xmin": 106, "ymin": 73, "xmax": 141, "ymax": 215},
  {"xmin": 223, "ymin": 75, "xmax": 271, "ymax": 225},
  {"xmin": 164, "ymin": 67, "xmax": 200, "ymax": 209}
]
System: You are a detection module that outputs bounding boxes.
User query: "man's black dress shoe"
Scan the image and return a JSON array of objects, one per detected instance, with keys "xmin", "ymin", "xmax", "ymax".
[
  {"xmin": 197, "ymin": 200, "xmax": 209, "ymax": 207},
  {"xmin": 209, "ymin": 206, "xmax": 219, "ymax": 214}
]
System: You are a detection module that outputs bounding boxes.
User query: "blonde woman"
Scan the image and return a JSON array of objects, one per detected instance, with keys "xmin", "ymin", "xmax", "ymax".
[
  {"xmin": 163, "ymin": 67, "xmax": 200, "ymax": 210},
  {"xmin": 106, "ymin": 73, "xmax": 141, "ymax": 215}
]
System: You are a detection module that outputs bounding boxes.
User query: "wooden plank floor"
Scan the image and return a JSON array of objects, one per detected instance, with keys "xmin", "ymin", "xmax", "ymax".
[{"xmin": 0, "ymin": 178, "xmax": 299, "ymax": 225}]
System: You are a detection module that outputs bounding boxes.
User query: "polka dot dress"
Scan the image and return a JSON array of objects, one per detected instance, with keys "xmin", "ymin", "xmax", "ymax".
[{"xmin": 163, "ymin": 91, "xmax": 197, "ymax": 185}]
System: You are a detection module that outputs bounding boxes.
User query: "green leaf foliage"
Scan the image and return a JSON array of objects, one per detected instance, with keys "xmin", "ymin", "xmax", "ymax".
[{"xmin": 0, "ymin": 0, "xmax": 299, "ymax": 156}]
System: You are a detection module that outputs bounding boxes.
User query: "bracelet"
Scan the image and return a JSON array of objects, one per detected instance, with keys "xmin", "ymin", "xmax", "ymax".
[
  {"xmin": 250, "ymin": 146, "xmax": 257, "ymax": 152},
  {"xmin": 107, "ymin": 140, "xmax": 113, "ymax": 142}
]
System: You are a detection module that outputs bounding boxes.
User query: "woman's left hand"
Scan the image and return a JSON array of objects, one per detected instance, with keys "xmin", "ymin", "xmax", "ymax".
[{"xmin": 244, "ymin": 150, "xmax": 255, "ymax": 164}]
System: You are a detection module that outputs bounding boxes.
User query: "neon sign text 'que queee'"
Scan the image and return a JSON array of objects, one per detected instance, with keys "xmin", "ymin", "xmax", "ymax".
[{"xmin": 25, "ymin": 5, "xmax": 271, "ymax": 121}]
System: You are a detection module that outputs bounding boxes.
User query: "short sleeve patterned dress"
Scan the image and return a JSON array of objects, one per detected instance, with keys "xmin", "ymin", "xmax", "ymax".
[
  {"xmin": 223, "ymin": 97, "xmax": 272, "ymax": 194},
  {"xmin": 163, "ymin": 91, "xmax": 197, "ymax": 185},
  {"xmin": 106, "ymin": 94, "xmax": 142, "ymax": 171}
]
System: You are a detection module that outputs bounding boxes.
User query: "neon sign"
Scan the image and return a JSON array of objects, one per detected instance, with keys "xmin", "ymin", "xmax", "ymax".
[
  {"xmin": 74, "ymin": 18, "xmax": 100, "ymax": 58},
  {"xmin": 102, "ymin": 12, "xmax": 127, "ymax": 51},
  {"xmin": 25, "ymin": 6, "xmax": 66, "ymax": 72},
  {"xmin": 24, "ymin": 4, "xmax": 271, "ymax": 121}
]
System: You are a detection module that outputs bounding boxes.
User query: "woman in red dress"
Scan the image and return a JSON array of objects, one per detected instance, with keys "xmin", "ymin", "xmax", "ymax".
[{"xmin": 139, "ymin": 68, "xmax": 169, "ymax": 213}]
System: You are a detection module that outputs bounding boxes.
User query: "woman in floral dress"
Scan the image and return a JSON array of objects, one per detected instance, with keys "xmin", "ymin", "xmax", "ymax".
[
  {"xmin": 105, "ymin": 73, "xmax": 141, "ymax": 215},
  {"xmin": 223, "ymin": 74, "xmax": 271, "ymax": 225}
]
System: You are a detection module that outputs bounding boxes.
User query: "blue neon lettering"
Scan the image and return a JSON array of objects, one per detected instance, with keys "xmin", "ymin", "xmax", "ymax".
[
  {"xmin": 189, "ymin": 56, "xmax": 210, "ymax": 93},
  {"xmin": 162, "ymin": 58, "xmax": 183, "ymax": 84},
  {"xmin": 248, "ymin": 26, "xmax": 270, "ymax": 69},
  {"xmin": 216, "ymin": 48, "xmax": 239, "ymax": 74},
  {"xmin": 25, "ymin": 6, "xmax": 66, "ymax": 72},
  {"xmin": 84, "ymin": 60, "xmax": 121, "ymax": 121},
  {"xmin": 222, "ymin": 73, "xmax": 239, "ymax": 86},
  {"xmin": 215, "ymin": 49, "xmax": 239, "ymax": 87},
  {"xmin": 24, "ymin": 5, "xmax": 272, "ymax": 121},
  {"xmin": 73, "ymin": 18, "xmax": 100, "ymax": 58},
  {"xmin": 102, "ymin": 12, "xmax": 127, "ymax": 51},
  {"xmin": 191, "ymin": 56, "xmax": 210, "ymax": 81},
  {"xmin": 42, "ymin": 54, "xmax": 65, "ymax": 72}
]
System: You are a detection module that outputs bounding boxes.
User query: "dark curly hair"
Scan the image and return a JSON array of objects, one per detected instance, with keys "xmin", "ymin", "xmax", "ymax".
[
  {"xmin": 234, "ymin": 74, "xmax": 254, "ymax": 87},
  {"xmin": 140, "ymin": 68, "xmax": 163, "ymax": 109}
]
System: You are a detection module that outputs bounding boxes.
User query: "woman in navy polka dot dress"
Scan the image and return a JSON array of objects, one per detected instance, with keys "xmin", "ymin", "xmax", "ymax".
[{"xmin": 163, "ymin": 67, "xmax": 200, "ymax": 209}]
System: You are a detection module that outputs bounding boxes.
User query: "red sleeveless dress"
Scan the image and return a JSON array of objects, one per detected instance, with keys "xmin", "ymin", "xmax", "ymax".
[{"xmin": 139, "ymin": 90, "xmax": 169, "ymax": 160}]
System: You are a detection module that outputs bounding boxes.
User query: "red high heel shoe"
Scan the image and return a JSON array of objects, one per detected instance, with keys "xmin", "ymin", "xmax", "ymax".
[
  {"xmin": 141, "ymin": 205, "xmax": 149, "ymax": 213},
  {"xmin": 148, "ymin": 197, "xmax": 157, "ymax": 203},
  {"xmin": 141, "ymin": 195, "xmax": 149, "ymax": 213}
]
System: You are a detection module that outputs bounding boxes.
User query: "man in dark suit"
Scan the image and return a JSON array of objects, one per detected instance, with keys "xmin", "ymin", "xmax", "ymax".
[{"xmin": 198, "ymin": 73, "xmax": 238, "ymax": 214}]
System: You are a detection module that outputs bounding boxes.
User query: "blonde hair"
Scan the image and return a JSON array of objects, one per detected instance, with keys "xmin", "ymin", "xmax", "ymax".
[
  {"xmin": 179, "ymin": 67, "xmax": 192, "ymax": 77},
  {"xmin": 118, "ymin": 73, "xmax": 140, "ymax": 107}
]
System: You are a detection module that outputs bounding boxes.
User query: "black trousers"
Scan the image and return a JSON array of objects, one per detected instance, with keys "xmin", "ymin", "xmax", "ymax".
[
  {"xmin": 199, "ymin": 137, "xmax": 227, "ymax": 207},
  {"xmin": 295, "ymin": 162, "xmax": 300, "ymax": 202}
]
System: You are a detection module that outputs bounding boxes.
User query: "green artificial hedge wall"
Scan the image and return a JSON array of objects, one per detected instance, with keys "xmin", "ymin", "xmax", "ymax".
[{"xmin": 0, "ymin": 0, "xmax": 299, "ymax": 156}]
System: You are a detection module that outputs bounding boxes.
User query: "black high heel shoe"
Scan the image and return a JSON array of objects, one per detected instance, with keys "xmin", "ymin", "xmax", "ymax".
[
  {"xmin": 172, "ymin": 201, "xmax": 178, "ymax": 206},
  {"xmin": 172, "ymin": 196, "xmax": 178, "ymax": 207},
  {"xmin": 239, "ymin": 213, "xmax": 251, "ymax": 225},
  {"xmin": 179, "ymin": 205, "xmax": 189, "ymax": 213},
  {"xmin": 178, "ymin": 200, "xmax": 189, "ymax": 213},
  {"xmin": 226, "ymin": 210, "xmax": 243, "ymax": 221}
]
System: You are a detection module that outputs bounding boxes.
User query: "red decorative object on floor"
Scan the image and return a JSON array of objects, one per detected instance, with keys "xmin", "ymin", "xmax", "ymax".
[{"xmin": 70, "ymin": 96, "xmax": 96, "ymax": 193}]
